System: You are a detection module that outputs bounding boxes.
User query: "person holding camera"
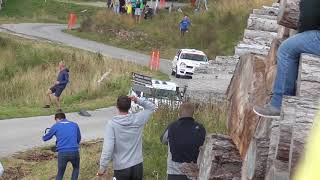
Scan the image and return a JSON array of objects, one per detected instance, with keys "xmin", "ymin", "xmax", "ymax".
[{"xmin": 43, "ymin": 112, "xmax": 81, "ymax": 180}]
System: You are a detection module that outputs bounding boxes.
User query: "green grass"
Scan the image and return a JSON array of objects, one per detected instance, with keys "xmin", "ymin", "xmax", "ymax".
[
  {"xmin": 66, "ymin": 0, "xmax": 273, "ymax": 59},
  {"xmin": 0, "ymin": 102, "xmax": 227, "ymax": 179},
  {"xmin": 0, "ymin": 33, "xmax": 168, "ymax": 119},
  {"xmin": 0, "ymin": 0, "xmax": 102, "ymax": 23}
]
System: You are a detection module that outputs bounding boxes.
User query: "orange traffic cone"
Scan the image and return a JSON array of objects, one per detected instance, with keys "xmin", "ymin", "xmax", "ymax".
[
  {"xmin": 149, "ymin": 51, "xmax": 160, "ymax": 71},
  {"xmin": 68, "ymin": 13, "xmax": 77, "ymax": 30},
  {"xmin": 155, "ymin": 51, "xmax": 160, "ymax": 70},
  {"xmin": 150, "ymin": 51, "xmax": 156, "ymax": 70}
]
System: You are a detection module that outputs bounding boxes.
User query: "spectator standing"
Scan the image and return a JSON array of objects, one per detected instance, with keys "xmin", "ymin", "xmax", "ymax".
[
  {"xmin": 135, "ymin": 0, "xmax": 142, "ymax": 23},
  {"xmin": 107, "ymin": 0, "xmax": 112, "ymax": 8},
  {"xmin": 43, "ymin": 61, "xmax": 69, "ymax": 112},
  {"xmin": 43, "ymin": 112, "xmax": 81, "ymax": 180},
  {"xmin": 161, "ymin": 102, "xmax": 206, "ymax": 180},
  {"xmin": 131, "ymin": 0, "xmax": 137, "ymax": 16},
  {"xmin": 253, "ymin": 0, "xmax": 320, "ymax": 118},
  {"xmin": 113, "ymin": 0, "xmax": 120, "ymax": 13},
  {"xmin": 126, "ymin": 1, "xmax": 133, "ymax": 15},
  {"xmin": 179, "ymin": 16, "xmax": 191, "ymax": 37},
  {"xmin": 96, "ymin": 96, "xmax": 155, "ymax": 179}
]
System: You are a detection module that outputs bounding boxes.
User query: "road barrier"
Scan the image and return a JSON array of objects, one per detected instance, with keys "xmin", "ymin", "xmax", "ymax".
[{"xmin": 150, "ymin": 51, "xmax": 160, "ymax": 71}]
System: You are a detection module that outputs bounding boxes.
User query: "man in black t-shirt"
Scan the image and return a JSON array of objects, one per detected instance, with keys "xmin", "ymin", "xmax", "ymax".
[{"xmin": 161, "ymin": 102, "xmax": 206, "ymax": 180}]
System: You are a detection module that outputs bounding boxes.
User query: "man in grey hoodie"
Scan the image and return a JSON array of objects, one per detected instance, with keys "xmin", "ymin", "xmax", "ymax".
[{"xmin": 96, "ymin": 95, "xmax": 156, "ymax": 179}]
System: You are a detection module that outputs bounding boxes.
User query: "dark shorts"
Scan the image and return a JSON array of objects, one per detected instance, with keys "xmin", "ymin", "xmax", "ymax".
[
  {"xmin": 114, "ymin": 163, "xmax": 143, "ymax": 180},
  {"xmin": 167, "ymin": 174, "xmax": 189, "ymax": 180},
  {"xmin": 50, "ymin": 86, "xmax": 65, "ymax": 97}
]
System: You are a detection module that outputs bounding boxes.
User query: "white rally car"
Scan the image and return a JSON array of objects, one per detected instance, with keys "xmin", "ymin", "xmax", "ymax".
[{"xmin": 171, "ymin": 49, "xmax": 209, "ymax": 78}]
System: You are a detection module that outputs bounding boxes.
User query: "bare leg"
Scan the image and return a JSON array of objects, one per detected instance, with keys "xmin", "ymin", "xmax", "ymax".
[
  {"xmin": 46, "ymin": 89, "xmax": 53, "ymax": 106},
  {"xmin": 55, "ymin": 96, "xmax": 61, "ymax": 111}
]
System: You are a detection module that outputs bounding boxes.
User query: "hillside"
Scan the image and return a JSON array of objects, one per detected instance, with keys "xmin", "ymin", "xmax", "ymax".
[
  {"xmin": 68, "ymin": 0, "xmax": 273, "ymax": 59},
  {"xmin": 0, "ymin": 0, "xmax": 101, "ymax": 23}
]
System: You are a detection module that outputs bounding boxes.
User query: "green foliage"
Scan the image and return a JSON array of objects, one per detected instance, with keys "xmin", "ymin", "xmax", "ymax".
[{"xmin": 0, "ymin": 0, "xmax": 101, "ymax": 23}]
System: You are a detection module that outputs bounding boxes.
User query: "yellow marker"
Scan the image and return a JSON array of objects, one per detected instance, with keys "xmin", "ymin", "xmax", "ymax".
[{"xmin": 294, "ymin": 113, "xmax": 320, "ymax": 180}]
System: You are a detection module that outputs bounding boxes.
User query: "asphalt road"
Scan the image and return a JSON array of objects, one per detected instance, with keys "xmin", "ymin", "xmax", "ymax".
[
  {"xmin": 0, "ymin": 23, "xmax": 172, "ymax": 74},
  {"xmin": 0, "ymin": 23, "xmax": 175, "ymax": 158},
  {"xmin": 0, "ymin": 108, "xmax": 116, "ymax": 158}
]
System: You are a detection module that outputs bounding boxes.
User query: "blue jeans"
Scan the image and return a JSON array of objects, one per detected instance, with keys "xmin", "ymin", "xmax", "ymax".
[
  {"xmin": 114, "ymin": 5, "xmax": 120, "ymax": 13},
  {"xmin": 56, "ymin": 151, "xmax": 80, "ymax": 180},
  {"xmin": 270, "ymin": 30, "xmax": 320, "ymax": 109}
]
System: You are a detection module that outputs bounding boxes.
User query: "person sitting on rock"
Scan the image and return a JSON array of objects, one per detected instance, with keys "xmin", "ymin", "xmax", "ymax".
[
  {"xmin": 160, "ymin": 102, "xmax": 206, "ymax": 180},
  {"xmin": 253, "ymin": 0, "xmax": 320, "ymax": 118}
]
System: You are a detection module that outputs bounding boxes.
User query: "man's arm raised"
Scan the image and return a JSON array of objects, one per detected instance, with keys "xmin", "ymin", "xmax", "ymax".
[{"xmin": 130, "ymin": 96, "xmax": 156, "ymax": 125}]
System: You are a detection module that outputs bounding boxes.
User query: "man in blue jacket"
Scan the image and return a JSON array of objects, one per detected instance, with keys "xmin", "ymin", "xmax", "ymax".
[
  {"xmin": 180, "ymin": 16, "xmax": 191, "ymax": 37},
  {"xmin": 43, "ymin": 112, "xmax": 81, "ymax": 180},
  {"xmin": 44, "ymin": 61, "xmax": 69, "ymax": 112}
]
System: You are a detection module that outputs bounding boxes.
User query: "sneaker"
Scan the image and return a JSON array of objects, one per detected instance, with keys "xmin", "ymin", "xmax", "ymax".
[
  {"xmin": 43, "ymin": 105, "xmax": 50, "ymax": 108},
  {"xmin": 253, "ymin": 104, "xmax": 280, "ymax": 119}
]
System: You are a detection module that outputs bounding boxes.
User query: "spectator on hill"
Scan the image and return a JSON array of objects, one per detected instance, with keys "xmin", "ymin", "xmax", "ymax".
[
  {"xmin": 43, "ymin": 61, "xmax": 69, "ymax": 112},
  {"xmin": 135, "ymin": 0, "xmax": 142, "ymax": 23},
  {"xmin": 253, "ymin": 0, "xmax": 320, "ymax": 118},
  {"xmin": 131, "ymin": 0, "xmax": 137, "ymax": 16},
  {"xmin": 107, "ymin": 0, "xmax": 112, "ymax": 8},
  {"xmin": 96, "ymin": 96, "xmax": 155, "ymax": 180},
  {"xmin": 179, "ymin": 16, "xmax": 191, "ymax": 37},
  {"xmin": 0, "ymin": 162, "xmax": 4, "ymax": 177},
  {"xmin": 43, "ymin": 112, "xmax": 81, "ymax": 180},
  {"xmin": 126, "ymin": 1, "xmax": 133, "ymax": 15},
  {"xmin": 113, "ymin": 0, "xmax": 120, "ymax": 13},
  {"xmin": 160, "ymin": 102, "xmax": 206, "ymax": 180}
]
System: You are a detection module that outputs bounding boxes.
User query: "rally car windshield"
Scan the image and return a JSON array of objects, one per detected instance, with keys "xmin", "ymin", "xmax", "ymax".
[{"xmin": 180, "ymin": 53, "xmax": 208, "ymax": 62}]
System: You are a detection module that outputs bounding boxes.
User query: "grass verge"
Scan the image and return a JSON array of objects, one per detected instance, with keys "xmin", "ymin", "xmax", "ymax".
[
  {"xmin": 0, "ymin": 33, "xmax": 168, "ymax": 119},
  {"xmin": 0, "ymin": 102, "xmax": 227, "ymax": 179},
  {"xmin": 0, "ymin": 0, "xmax": 102, "ymax": 23}
]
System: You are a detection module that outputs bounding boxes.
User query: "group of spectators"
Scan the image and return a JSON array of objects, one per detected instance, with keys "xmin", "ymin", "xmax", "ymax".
[
  {"xmin": 107, "ymin": 0, "xmax": 149, "ymax": 22},
  {"xmin": 40, "ymin": 96, "xmax": 205, "ymax": 180}
]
